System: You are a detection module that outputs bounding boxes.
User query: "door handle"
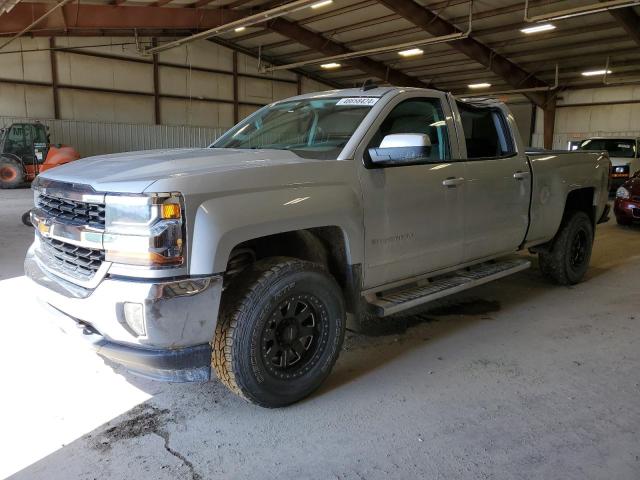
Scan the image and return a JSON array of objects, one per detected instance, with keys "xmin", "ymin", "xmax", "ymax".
[
  {"xmin": 442, "ymin": 177, "xmax": 465, "ymax": 187},
  {"xmin": 513, "ymin": 171, "xmax": 530, "ymax": 180}
]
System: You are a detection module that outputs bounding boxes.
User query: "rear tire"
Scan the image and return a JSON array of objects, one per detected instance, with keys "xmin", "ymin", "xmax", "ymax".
[
  {"xmin": 539, "ymin": 211, "xmax": 594, "ymax": 285},
  {"xmin": 0, "ymin": 158, "xmax": 24, "ymax": 189},
  {"xmin": 212, "ymin": 257, "xmax": 345, "ymax": 408}
]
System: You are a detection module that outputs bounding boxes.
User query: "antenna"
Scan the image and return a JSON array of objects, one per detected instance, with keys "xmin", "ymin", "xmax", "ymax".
[{"xmin": 361, "ymin": 79, "xmax": 378, "ymax": 91}]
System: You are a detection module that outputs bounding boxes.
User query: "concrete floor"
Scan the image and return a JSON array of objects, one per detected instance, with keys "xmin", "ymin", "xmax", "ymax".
[{"xmin": 1, "ymin": 187, "xmax": 639, "ymax": 480}]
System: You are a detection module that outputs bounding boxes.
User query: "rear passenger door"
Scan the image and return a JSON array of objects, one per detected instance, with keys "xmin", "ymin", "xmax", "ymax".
[{"xmin": 455, "ymin": 101, "xmax": 531, "ymax": 262}]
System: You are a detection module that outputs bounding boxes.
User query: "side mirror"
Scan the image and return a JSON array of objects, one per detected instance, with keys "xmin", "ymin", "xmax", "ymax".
[
  {"xmin": 379, "ymin": 133, "xmax": 431, "ymax": 149},
  {"xmin": 367, "ymin": 133, "xmax": 432, "ymax": 167}
]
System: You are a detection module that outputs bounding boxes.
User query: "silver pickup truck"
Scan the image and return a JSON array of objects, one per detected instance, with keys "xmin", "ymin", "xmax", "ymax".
[{"xmin": 25, "ymin": 86, "xmax": 610, "ymax": 407}]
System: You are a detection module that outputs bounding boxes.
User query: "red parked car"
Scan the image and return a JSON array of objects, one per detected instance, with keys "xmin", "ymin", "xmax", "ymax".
[{"xmin": 614, "ymin": 172, "xmax": 640, "ymax": 225}]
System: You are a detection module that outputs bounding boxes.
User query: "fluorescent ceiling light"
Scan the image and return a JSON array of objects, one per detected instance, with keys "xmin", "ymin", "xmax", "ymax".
[
  {"xmin": 234, "ymin": 27, "xmax": 246, "ymax": 32},
  {"xmin": 321, "ymin": 62, "xmax": 341, "ymax": 69},
  {"xmin": 520, "ymin": 23, "xmax": 556, "ymax": 34},
  {"xmin": 581, "ymin": 69, "xmax": 612, "ymax": 76},
  {"xmin": 398, "ymin": 48, "xmax": 424, "ymax": 57},
  {"xmin": 311, "ymin": 0, "xmax": 332, "ymax": 8},
  {"xmin": 468, "ymin": 82, "xmax": 491, "ymax": 89}
]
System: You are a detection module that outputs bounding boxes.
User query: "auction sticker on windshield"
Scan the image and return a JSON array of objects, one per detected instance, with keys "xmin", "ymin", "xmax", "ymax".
[{"xmin": 336, "ymin": 97, "xmax": 379, "ymax": 106}]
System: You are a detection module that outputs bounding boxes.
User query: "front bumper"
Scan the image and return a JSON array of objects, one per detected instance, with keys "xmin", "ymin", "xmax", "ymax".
[{"xmin": 25, "ymin": 245, "xmax": 223, "ymax": 381}]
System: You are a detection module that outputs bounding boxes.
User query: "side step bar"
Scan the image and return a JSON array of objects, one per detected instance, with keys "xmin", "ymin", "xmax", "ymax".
[{"xmin": 367, "ymin": 258, "xmax": 531, "ymax": 317}]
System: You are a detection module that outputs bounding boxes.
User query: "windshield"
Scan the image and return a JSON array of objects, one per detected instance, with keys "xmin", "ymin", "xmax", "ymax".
[
  {"xmin": 212, "ymin": 97, "xmax": 376, "ymax": 159},
  {"xmin": 577, "ymin": 139, "xmax": 637, "ymax": 158}
]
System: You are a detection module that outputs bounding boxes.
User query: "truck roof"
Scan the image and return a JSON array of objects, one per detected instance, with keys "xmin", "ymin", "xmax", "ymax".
[
  {"xmin": 281, "ymin": 86, "xmax": 423, "ymax": 102},
  {"xmin": 582, "ymin": 137, "xmax": 639, "ymax": 141},
  {"xmin": 277, "ymin": 86, "xmax": 506, "ymax": 109}
]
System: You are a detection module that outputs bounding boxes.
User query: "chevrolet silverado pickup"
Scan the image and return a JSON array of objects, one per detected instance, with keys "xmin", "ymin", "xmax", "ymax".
[{"xmin": 25, "ymin": 86, "xmax": 610, "ymax": 407}]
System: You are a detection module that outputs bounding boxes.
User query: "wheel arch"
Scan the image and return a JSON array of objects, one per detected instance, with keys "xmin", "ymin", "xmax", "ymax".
[
  {"xmin": 188, "ymin": 186, "xmax": 363, "ymax": 278},
  {"xmin": 563, "ymin": 186, "xmax": 597, "ymax": 227}
]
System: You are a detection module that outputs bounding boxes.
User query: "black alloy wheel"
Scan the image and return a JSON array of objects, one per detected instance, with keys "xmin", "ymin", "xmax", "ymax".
[{"xmin": 261, "ymin": 296, "xmax": 326, "ymax": 379}]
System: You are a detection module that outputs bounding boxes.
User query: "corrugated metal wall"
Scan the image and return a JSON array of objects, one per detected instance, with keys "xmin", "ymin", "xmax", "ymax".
[{"xmin": 0, "ymin": 116, "xmax": 228, "ymax": 158}]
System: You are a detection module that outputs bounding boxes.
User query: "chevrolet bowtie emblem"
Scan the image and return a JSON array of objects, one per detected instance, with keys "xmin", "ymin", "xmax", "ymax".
[{"xmin": 38, "ymin": 219, "xmax": 51, "ymax": 236}]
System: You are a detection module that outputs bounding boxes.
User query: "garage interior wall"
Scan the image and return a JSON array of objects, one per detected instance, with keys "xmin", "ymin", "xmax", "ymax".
[
  {"xmin": 0, "ymin": 37, "xmax": 331, "ymax": 155},
  {"xmin": 532, "ymin": 85, "xmax": 640, "ymax": 149}
]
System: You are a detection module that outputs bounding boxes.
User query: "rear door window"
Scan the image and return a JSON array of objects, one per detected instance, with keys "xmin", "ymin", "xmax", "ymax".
[{"xmin": 457, "ymin": 102, "xmax": 515, "ymax": 159}]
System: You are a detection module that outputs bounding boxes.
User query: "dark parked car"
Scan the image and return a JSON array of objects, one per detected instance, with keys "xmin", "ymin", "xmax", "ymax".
[{"xmin": 614, "ymin": 172, "xmax": 640, "ymax": 225}]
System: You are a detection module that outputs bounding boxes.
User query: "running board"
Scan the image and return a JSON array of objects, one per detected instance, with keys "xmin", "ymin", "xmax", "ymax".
[{"xmin": 367, "ymin": 258, "xmax": 531, "ymax": 317}]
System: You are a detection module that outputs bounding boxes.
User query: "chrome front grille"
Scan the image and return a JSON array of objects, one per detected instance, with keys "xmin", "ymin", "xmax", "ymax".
[
  {"xmin": 39, "ymin": 237, "xmax": 105, "ymax": 281},
  {"xmin": 37, "ymin": 192, "xmax": 105, "ymax": 229},
  {"xmin": 32, "ymin": 180, "xmax": 107, "ymax": 284}
]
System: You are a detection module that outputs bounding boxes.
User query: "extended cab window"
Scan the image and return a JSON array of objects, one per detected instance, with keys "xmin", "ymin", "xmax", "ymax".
[
  {"xmin": 457, "ymin": 102, "xmax": 515, "ymax": 159},
  {"xmin": 368, "ymin": 98, "xmax": 450, "ymax": 162}
]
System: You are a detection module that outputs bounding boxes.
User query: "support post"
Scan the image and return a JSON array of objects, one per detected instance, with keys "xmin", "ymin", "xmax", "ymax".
[
  {"xmin": 296, "ymin": 73, "xmax": 302, "ymax": 95},
  {"xmin": 49, "ymin": 37, "xmax": 60, "ymax": 119},
  {"xmin": 232, "ymin": 50, "xmax": 239, "ymax": 124},
  {"xmin": 543, "ymin": 96, "xmax": 556, "ymax": 150},
  {"xmin": 152, "ymin": 38, "xmax": 160, "ymax": 125}
]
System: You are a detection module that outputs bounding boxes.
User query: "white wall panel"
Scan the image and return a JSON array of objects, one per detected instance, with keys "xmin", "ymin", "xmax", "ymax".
[
  {"xmin": 24, "ymin": 86, "xmax": 56, "ymax": 119},
  {"xmin": 273, "ymin": 81, "xmax": 298, "ymax": 101},
  {"xmin": 59, "ymin": 90, "xmax": 154, "ymax": 124},
  {"xmin": 161, "ymin": 98, "xmax": 234, "ymax": 128},
  {"xmin": 158, "ymin": 66, "xmax": 234, "ymax": 100},
  {"xmin": 239, "ymin": 104, "xmax": 261, "ymax": 120},
  {"xmin": 57, "ymin": 52, "xmax": 153, "ymax": 93},
  {"xmin": 0, "ymin": 83, "xmax": 53, "ymax": 118},
  {"xmin": 238, "ymin": 76, "xmax": 273, "ymax": 104},
  {"xmin": 238, "ymin": 76, "xmax": 297, "ymax": 105},
  {"xmin": 301, "ymin": 76, "xmax": 333, "ymax": 94},
  {"xmin": 0, "ymin": 38, "xmax": 51, "ymax": 83},
  {"xmin": 158, "ymin": 41, "xmax": 234, "ymax": 71}
]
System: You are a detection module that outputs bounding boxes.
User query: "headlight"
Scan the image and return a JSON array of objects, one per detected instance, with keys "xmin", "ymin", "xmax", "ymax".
[
  {"xmin": 616, "ymin": 187, "xmax": 630, "ymax": 199},
  {"xmin": 104, "ymin": 193, "xmax": 184, "ymax": 267}
]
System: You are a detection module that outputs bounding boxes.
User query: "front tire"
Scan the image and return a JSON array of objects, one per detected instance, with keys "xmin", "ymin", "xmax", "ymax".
[
  {"xmin": 22, "ymin": 210, "xmax": 32, "ymax": 227},
  {"xmin": 212, "ymin": 257, "xmax": 345, "ymax": 407},
  {"xmin": 539, "ymin": 211, "xmax": 594, "ymax": 285}
]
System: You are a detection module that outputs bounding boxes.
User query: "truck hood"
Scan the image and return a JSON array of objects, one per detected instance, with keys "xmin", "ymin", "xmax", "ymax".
[{"xmin": 39, "ymin": 148, "xmax": 309, "ymax": 193}]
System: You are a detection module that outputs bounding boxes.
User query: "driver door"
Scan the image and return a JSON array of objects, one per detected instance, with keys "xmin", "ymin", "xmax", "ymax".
[{"xmin": 356, "ymin": 93, "xmax": 465, "ymax": 289}]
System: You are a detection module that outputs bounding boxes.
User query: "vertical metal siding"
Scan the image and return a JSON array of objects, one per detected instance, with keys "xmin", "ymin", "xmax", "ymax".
[{"xmin": 0, "ymin": 116, "xmax": 228, "ymax": 158}]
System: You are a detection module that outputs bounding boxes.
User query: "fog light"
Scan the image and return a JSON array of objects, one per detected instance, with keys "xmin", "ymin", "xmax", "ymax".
[{"xmin": 123, "ymin": 302, "xmax": 146, "ymax": 336}]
